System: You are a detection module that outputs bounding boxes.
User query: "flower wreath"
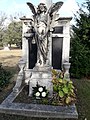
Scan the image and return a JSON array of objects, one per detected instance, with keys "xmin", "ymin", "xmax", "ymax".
[{"xmin": 32, "ymin": 82, "xmax": 49, "ymax": 99}]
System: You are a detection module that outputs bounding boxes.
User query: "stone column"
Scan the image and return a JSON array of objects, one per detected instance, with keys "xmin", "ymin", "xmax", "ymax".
[
  {"xmin": 49, "ymin": 28, "xmax": 53, "ymax": 67},
  {"xmin": 22, "ymin": 21, "xmax": 29, "ymax": 68},
  {"xmin": 62, "ymin": 21, "xmax": 71, "ymax": 64},
  {"xmin": 63, "ymin": 62, "xmax": 71, "ymax": 80},
  {"xmin": 13, "ymin": 60, "xmax": 26, "ymax": 92},
  {"xmin": 20, "ymin": 17, "xmax": 34, "ymax": 69}
]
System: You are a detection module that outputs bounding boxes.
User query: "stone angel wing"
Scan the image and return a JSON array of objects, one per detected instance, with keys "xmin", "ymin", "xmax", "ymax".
[
  {"xmin": 48, "ymin": 1, "xmax": 63, "ymax": 17},
  {"xmin": 27, "ymin": 2, "xmax": 37, "ymax": 15}
]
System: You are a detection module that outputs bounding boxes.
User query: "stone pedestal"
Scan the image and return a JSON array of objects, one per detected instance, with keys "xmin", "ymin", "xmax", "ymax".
[
  {"xmin": 29, "ymin": 67, "xmax": 53, "ymax": 97},
  {"xmin": 13, "ymin": 59, "xmax": 26, "ymax": 93},
  {"xmin": 63, "ymin": 62, "xmax": 71, "ymax": 80}
]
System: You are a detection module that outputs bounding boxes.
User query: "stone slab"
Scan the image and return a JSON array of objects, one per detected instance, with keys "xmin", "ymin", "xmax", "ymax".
[
  {"xmin": 0, "ymin": 88, "xmax": 78, "ymax": 119},
  {"xmin": 0, "ymin": 102, "xmax": 78, "ymax": 119}
]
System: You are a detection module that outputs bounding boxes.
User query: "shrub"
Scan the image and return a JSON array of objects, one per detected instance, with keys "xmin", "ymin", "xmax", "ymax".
[
  {"xmin": 70, "ymin": 40, "xmax": 90, "ymax": 78},
  {"xmin": 52, "ymin": 69, "xmax": 76, "ymax": 105},
  {"xmin": 0, "ymin": 63, "xmax": 12, "ymax": 88},
  {"xmin": 70, "ymin": 0, "xmax": 90, "ymax": 78},
  {"xmin": 0, "ymin": 42, "xmax": 3, "ymax": 47}
]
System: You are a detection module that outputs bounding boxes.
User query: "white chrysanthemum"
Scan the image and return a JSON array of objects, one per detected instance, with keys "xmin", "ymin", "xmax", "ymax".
[
  {"xmin": 41, "ymin": 92, "xmax": 46, "ymax": 97},
  {"xmin": 38, "ymin": 87, "xmax": 43, "ymax": 92},
  {"xmin": 35, "ymin": 92, "xmax": 40, "ymax": 97}
]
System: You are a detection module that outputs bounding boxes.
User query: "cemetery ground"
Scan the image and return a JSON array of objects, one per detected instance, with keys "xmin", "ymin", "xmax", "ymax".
[{"xmin": 0, "ymin": 49, "xmax": 90, "ymax": 120}]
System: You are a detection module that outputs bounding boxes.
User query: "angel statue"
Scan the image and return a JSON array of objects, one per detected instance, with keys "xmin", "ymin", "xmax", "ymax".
[{"xmin": 27, "ymin": 1, "xmax": 63, "ymax": 67}]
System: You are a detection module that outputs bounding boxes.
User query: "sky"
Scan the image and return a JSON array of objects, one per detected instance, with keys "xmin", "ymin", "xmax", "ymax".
[{"xmin": 0, "ymin": 0, "xmax": 85, "ymax": 24}]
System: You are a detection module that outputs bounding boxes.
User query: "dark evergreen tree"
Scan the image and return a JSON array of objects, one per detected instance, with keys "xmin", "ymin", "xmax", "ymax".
[{"xmin": 70, "ymin": 0, "xmax": 90, "ymax": 78}]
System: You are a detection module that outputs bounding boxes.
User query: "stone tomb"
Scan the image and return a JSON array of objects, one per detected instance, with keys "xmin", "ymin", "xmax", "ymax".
[
  {"xmin": 0, "ymin": 1, "xmax": 78, "ymax": 119},
  {"xmin": 20, "ymin": 16, "xmax": 72, "ymax": 95},
  {"xmin": 22, "ymin": 17, "xmax": 71, "ymax": 70}
]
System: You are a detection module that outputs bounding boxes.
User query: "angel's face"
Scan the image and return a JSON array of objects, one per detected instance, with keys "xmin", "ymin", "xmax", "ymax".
[
  {"xmin": 39, "ymin": 4, "xmax": 44, "ymax": 11},
  {"xmin": 38, "ymin": 3, "xmax": 47, "ymax": 13}
]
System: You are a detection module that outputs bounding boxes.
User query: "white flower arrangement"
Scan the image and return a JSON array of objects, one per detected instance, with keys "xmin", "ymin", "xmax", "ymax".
[
  {"xmin": 38, "ymin": 87, "xmax": 43, "ymax": 92},
  {"xmin": 35, "ymin": 92, "xmax": 40, "ymax": 97},
  {"xmin": 41, "ymin": 92, "xmax": 46, "ymax": 97},
  {"xmin": 32, "ymin": 82, "xmax": 48, "ymax": 99}
]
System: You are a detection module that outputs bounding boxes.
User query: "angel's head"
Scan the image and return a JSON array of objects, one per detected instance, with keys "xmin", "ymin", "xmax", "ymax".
[{"xmin": 37, "ymin": 3, "xmax": 47, "ymax": 14}]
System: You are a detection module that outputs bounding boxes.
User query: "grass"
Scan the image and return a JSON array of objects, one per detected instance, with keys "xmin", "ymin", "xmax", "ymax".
[
  {"xmin": 0, "ymin": 49, "xmax": 90, "ymax": 120},
  {"xmin": 0, "ymin": 49, "xmax": 22, "ymax": 66},
  {"xmin": 0, "ymin": 49, "xmax": 22, "ymax": 75},
  {"xmin": 73, "ymin": 79, "xmax": 90, "ymax": 120},
  {"xmin": 0, "ymin": 49, "xmax": 22, "ymax": 101}
]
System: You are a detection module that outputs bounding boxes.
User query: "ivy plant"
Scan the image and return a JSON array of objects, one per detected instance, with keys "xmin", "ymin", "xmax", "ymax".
[{"xmin": 52, "ymin": 69, "xmax": 76, "ymax": 105}]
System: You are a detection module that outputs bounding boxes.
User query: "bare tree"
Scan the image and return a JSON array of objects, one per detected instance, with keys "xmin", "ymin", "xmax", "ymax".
[
  {"xmin": 0, "ymin": 11, "xmax": 7, "ymax": 45},
  {"xmin": 0, "ymin": 11, "xmax": 7, "ymax": 28}
]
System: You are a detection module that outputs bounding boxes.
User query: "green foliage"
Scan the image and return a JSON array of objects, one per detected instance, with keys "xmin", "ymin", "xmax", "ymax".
[
  {"xmin": 74, "ymin": 79, "xmax": 90, "ymax": 120},
  {"xmin": 3, "ymin": 21, "xmax": 22, "ymax": 48},
  {"xmin": 0, "ymin": 41, "xmax": 2, "ymax": 47},
  {"xmin": 52, "ymin": 69, "xmax": 76, "ymax": 105},
  {"xmin": 70, "ymin": 0, "xmax": 90, "ymax": 78},
  {"xmin": 0, "ymin": 63, "xmax": 12, "ymax": 88},
  {"xmin": 0, "ymin": 13, "xmax": 23, "ymax": 48}
]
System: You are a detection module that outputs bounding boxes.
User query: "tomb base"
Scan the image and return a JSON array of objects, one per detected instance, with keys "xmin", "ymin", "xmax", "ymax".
[{"xmin": 29, "ymin": 66, "xmax": 53, "ymax": 97}]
